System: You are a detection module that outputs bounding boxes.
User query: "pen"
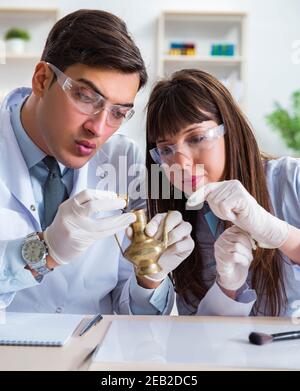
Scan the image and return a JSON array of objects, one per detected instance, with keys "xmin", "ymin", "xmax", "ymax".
[
  {"xmin": 79, "ymin": 313, "xmax": 103, "ymax": 336},
  {"xmin": 76, "ymin": 343, "xmax": 101, "ymax": 370}
]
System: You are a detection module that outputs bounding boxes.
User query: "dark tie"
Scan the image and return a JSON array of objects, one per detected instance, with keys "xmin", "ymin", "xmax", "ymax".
[{"xmin": 43, "ymin": 156, "xmax": 68, "ymax": 229}]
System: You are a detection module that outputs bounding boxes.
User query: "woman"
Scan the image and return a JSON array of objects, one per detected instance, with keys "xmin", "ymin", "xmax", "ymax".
[{"xmin": 146, "ymin": 69, "xmax": 300, "ymax": 317}]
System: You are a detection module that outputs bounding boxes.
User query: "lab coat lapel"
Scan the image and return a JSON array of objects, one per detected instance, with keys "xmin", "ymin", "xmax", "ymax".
[
  {"xmin": 0, "ymin": 111, "xmax": 40, "ymax": 226},
  {"xmin": 69, "ymin": 147, "xmax": 109, "ymax": 197},
  {"xmin": 69, "ymin": 164, "xmax": 89, "ymax": 197}
]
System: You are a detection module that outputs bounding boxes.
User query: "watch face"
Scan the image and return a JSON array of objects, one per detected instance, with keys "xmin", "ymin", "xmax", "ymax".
[{"xmin": 22, "ymin": 240, "xmax": 46, "ymax": 263}]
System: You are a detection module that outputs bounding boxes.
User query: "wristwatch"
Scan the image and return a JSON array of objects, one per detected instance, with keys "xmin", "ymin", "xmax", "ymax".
[{"xmin": 21, "ymin": 233, "xmax": 53, "ymax": 282}]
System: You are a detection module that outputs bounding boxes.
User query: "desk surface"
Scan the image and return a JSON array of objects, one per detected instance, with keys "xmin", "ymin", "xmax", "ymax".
[{"xmin": 0, "ymin": 315, "xmax": 298, "ymax": 371}]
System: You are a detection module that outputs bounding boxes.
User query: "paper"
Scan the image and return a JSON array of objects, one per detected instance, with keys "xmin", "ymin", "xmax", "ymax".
[
  {"xmin": 0, "ymin": 312, "xmax": 84, "ymax": 346},
  {"xmin": 93, "ymin": 319, "xmax": 300, "ymax": 369}
]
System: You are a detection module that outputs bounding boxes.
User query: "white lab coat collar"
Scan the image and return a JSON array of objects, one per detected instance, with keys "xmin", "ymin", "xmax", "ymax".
[{"xmin": 0, "ymin": 108, "xmax": 40, "ymax": 226}]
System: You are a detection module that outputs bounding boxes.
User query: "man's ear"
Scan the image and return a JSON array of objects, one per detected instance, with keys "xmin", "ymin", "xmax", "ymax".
[{"xmin": 31, "ymin": 62, "xmax": 53, "ymax": 98}]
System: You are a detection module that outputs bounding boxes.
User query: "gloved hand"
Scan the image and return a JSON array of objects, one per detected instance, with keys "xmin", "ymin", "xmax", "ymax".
[
  {"xmin": 187, "ymin": 180, "xmax": 290, "ymax": 249},
  {"xmin": 140, "ymin": 211, "xmax": 194, "ymax": 281},
  {"xmin": 215, "ymin": 225, "xmax": 255, "ymax": 291},
  {"xmin": 44, "ymin": 189, "xmax": 136, "ymax": 265}
]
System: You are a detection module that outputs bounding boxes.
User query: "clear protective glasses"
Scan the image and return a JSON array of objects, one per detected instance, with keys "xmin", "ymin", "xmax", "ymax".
[
  {"xmin": 47, "ymin": 62, "xmax": 135, "ymax": 127},
  {"xmin": 150, "ymin": 124, "xmax": 226, "ymax": 164}
]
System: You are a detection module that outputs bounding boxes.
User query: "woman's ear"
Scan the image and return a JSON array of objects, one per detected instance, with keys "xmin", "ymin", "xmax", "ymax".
[{"xmin": 31, "ymin": 62, "xmax": 53, "ymax": 98}]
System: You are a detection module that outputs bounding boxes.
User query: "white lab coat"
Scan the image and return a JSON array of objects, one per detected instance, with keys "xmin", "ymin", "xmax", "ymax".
[{"xmin": 0, "ymin": 88, "xmax": 174, "ymax": 315}]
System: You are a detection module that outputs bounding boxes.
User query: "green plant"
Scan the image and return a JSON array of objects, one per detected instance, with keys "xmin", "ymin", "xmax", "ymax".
[
  {"xmin": 4, "ymin": 28, "xmax": 30, "ymax": 41},
  {"xmin": 266, "ymin": 91, "xmax": 300, "ymax": 152}
]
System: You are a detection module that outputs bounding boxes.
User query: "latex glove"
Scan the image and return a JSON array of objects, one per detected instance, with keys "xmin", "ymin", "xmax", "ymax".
[
  {"xmin": 215, "ymin": 225, "xmax": 256, "ymax": 291},
  {"xmin": 44, "ymin": 189, "xmax": 136, "ymax": 265},
  {"xmin": 187, "ymin": 180, "xmax": 289, "ymax": 249},
  {"xmin": 141, "ymin": 211, "xmax": 194, "ymax": 281}
]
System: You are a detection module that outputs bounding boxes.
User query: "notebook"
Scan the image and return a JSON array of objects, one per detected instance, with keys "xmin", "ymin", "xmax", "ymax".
[
  {"xmin": 92, "ymin": 319, "xmax": 300, "ymax": 370},
  {"xmin": 0, "ymin": 312, "xmax": 84, "ymax": 346}
]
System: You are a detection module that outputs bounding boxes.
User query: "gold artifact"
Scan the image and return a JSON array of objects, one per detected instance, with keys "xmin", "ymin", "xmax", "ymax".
[{"xmin": 115, "ymin": 209, "xmax": 170, "ymax": 276}]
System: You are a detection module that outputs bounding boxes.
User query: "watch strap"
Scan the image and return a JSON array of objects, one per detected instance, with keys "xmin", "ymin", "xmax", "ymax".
[{"xmin": 23, "ymin": 232, "xmax": 52, "ymax": 281}]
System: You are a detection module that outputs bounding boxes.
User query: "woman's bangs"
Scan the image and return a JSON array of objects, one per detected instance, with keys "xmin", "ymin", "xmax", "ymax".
[{"xmin": 148, "ymin": 88, "xmax": 211, "ymax": 144}]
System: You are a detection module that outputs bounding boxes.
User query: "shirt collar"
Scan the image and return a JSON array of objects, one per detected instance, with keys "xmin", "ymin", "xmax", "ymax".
[{"xmin": 10, "ymin": 96, "xmax": 67, "ymax": 174}]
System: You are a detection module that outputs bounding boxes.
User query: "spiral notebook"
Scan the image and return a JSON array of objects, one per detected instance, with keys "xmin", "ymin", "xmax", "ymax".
[{"xmin": 0, "ymin": 312, "xmax": 84, "ymax": 346}]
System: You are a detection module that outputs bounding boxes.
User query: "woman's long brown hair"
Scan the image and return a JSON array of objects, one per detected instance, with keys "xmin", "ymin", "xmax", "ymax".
[{"xmin": 146, "ymin": 69, "xmax": 286, "ymax": 316}]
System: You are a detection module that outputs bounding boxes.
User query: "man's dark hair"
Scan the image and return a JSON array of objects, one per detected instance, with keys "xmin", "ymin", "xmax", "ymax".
[{"xmin": 41, "ymin": 9, "xmax": 147, "ymax": 89}]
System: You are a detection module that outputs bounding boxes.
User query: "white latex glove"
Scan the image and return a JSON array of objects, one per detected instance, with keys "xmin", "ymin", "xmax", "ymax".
[
  {"xmin": 187, "ymin": 180, "xmax": 290, "ymax": 249},
  {"xmin": 215, "ymin": 225, "xmax": 256, "ymax": 291},
  {"xmin": 141, "ymin": 211, "xmax": 194, "ymax": 281},
  {"xmin": 44, "ymin": 189, "xmax": 136, "ymax": 265}
]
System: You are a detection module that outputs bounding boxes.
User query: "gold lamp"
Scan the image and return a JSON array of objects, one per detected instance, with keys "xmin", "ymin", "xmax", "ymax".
[{"xmin": 115, "ymin": 208, "xmax": 170, "ymax": 276}]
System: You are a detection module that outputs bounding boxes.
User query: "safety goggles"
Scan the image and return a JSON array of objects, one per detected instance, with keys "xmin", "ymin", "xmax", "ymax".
[
  {"xmin": 150, "ymin": 124, "xmax": 225, "ymax": 165},
  {"xmin": 47, "ymin": 62, "xmax": 135, "ymax": 127}
]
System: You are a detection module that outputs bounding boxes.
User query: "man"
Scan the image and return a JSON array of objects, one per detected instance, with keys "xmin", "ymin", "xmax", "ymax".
[{"xmin": 0, "ymin": 9, "xmax": 194, "ymax": 315}]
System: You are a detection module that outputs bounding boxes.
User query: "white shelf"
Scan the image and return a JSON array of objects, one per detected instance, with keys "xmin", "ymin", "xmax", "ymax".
[
  {"xmin": 163, "ymin": 11, "xmax": 246, "ymax": 23},
  {"xmin": 162, "ymin": 55, "xmax": 243, "ymax": 64},
  {"xmin": 5, "ymin": 53, "xmax": 41, "ymax": 59},
  {"xmin": 0, "ymin": 7, "xmax": 59, "ymax": 14},
  {"xmin": 163, "ymin": 10, "xmax": 247, "ymax": 16},
  {"xmin": 0, "ymin": 7, "xmax": 59, "ymax": 92},
  {"xmin": 157, "ymin": 10, "xmax": 247, "ymax": 107}
]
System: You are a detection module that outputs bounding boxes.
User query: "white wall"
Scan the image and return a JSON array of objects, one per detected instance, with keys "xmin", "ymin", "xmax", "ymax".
[
  {"xmin": 2, "ymin": 0, "xmax": 300, "ymax": 156},
  {"xmin": 246, "ymin": 0, "xmax": 300, "ymax": 156}
]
